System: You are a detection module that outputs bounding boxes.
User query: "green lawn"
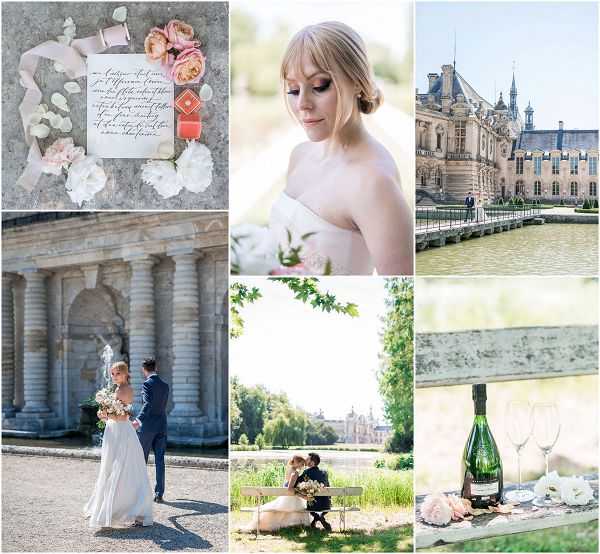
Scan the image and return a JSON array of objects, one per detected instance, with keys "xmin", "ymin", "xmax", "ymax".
[{"xmin": 431, "ymin": 521, "xmax": 598, "ymax": 553}]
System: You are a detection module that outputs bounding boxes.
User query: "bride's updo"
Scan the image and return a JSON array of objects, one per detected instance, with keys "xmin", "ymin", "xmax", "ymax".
[
  {"xmin": 281, "ymin": 21, "xmax": 383, "ymax": 134},
  {"xmin": 111, "ymin": 361, "xmax": 131, "ymax": 384},
  {"xmin": 287, "ymin": 455, "xmax": 306, "ymax": 469}
]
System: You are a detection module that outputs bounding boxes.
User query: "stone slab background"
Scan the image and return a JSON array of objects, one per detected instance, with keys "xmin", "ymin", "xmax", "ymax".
[{"xmin": 2, "ymin": 2, "xmax": 229, "ymax": 209}]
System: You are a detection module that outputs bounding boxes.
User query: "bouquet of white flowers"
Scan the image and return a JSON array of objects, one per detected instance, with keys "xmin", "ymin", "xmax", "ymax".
[
  {"xmin": 295, "ymin": 479, "xmax": 325, "ymax": 505},
  {"xmin": 95, "ymin": 386, "xmax": 131, "ymax": 417}
]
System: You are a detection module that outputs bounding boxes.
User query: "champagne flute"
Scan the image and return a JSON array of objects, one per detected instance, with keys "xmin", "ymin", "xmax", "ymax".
[
  {"xmin": 532, "ymin": 402, "xmax": 561, "ymax": 507},
  {"xmin": 505, "ymin": 401, "xmax": 535, "ymax": 502}
]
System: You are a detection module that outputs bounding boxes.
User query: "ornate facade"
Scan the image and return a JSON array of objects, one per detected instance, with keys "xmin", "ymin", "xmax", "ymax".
[
  {"xmin": 2, "ymin": 212, "xmax": 228, "ymax": 446},
  {"xmin": 310, "ymin": 408, "xmax": 392, "ymax": 445},
  {"xmin": 416, "ymin": 64, "xmax": 599, "ymax": 204}
]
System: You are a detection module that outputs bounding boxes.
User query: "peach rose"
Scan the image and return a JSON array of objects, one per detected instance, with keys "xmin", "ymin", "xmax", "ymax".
[
  {"xmin": 447, "ymin": 494, "xmax": 471, "ymax": 520},
  {"xmin": 41, "ymin": 137, "xmax": 85, "ymax": 175},
  {"xmin": 144, "ymin": 28, "xmax": 169, "ymax": 62},
  {"xmin": 170, "ymin": 48, "xmax": 206, "ymax": 85},
  {"xmin": 420, "ymin": 494, "xmax": 452, "ymax": 526},
  {"xmin": 165, "ymin": 19, "xmax": 197, "ymax": 50}
]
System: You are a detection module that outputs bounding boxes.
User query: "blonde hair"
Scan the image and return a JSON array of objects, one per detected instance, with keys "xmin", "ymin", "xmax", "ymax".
[
  {"xmin": 111, "ymin": 361, "xmax": 130, "ymax": 384},
  {"xmin": 281, "ymin": 21, "xmax": 383, "ymax": 138},
  {"xmin": 287, "ymin": 455, "xmax": 306, "ymax": 468}
]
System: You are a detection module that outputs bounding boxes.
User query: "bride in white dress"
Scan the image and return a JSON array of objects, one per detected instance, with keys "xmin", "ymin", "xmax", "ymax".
[
  {"xmin": 244, "ymin": 455, "xmax": 311, "ymax": 532},
  {"xmin": 84, "ymin": 362, "xmax": 153, "ymax": 529},
  {"xmin": 234, "ymin": 21, "xmax": 413, "ymax": 276}
]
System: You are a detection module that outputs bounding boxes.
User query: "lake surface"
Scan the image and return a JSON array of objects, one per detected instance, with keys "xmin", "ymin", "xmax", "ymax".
[
  {"xmin": 231, "ymin": 449, "xmax": 388, "ymax": 471},
  {"xmin": 417, "ymin": 223, "xmax": 598, "ymax": 275}
]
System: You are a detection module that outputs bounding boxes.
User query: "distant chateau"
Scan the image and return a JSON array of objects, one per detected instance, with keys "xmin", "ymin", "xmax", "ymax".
[
  {"xmin": 416, "ymin": 63, "xmax": 599, "ymax": 203},
  {"xmin": 311, "ymin": 407, "xmax": 392, "ymax": 445}
]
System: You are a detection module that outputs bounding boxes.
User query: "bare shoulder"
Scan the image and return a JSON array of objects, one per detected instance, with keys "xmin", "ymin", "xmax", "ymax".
[
  {"xmin": 116, "ymin": 384, "xmax": 133, "ymax": 401},
  {"xmin": 288, "ymin": 141, "xmax": 313, "ymax": 173}
]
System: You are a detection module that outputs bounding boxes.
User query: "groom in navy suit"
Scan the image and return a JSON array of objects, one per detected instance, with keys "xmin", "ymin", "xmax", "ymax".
[{"xmin": 133, "ymin": 358, "xmax": 169, "ymax": 503}]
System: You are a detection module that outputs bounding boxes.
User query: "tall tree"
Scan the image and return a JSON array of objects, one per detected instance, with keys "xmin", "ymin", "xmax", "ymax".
[{"xmin": 378, "ymin": 278, "xmax": 414, "ymax": 452}]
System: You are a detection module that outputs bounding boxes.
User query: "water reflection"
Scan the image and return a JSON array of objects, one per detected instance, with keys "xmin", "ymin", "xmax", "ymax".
[{"xmin": 417, "ymin": 224, "xmax": 598, "ymax": 275}]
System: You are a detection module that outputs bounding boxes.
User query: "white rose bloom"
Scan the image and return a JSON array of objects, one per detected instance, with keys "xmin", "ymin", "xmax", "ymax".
[
  {"xmin": 65, "ymin": 155, "xmax": 107, "ymax": 205},
  {"xmin": 141, "ymin": 160, "xmax": 181, "ymax": 198},
  {"xmin": 231, "ymin": 224, "xmax": 279, "ymax": 275},
  {"xmin": 560, "ymin": 476, "xmax": 594, "ymax": 506},
  {"xmin": 533, "ymin": 470, "xmax": 562, "ymax": 499},
  {"xmin": 176, "ymin": 141, "xmax": 213, "ymax": 193}
]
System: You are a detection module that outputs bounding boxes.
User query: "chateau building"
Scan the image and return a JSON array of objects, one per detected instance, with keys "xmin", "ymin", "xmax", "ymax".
[
  {"xmin": 2, "ymin": 212, "xmax": 228, "ymax": 446},
  {"xmin": 416, "ymin": 64, "xmax": 599, "ymax": 204},
  {"xmin": 311, "ymin": 408, "xmax": 392, "ymax": 445}
]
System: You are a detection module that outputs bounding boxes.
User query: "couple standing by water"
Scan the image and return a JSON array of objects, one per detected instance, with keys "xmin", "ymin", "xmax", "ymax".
[
  {"xmin": 84, "ymin": 358, "xmax": 169, "ymax": 528},
  {"xmin": 464, "ymin": 191, "xmax": 485, "ymax": 222},
  {"xmin": 245, "ymin": 452, "xmax": 333, "ymax": 532}
]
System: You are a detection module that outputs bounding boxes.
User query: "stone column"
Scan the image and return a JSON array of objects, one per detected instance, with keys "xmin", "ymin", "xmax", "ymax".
[
  {"xmin": 20, "ymin": 270, "xmax": 51, "ymax": 414},
  {"xmin": 128, "ymin": 256, "xmax": 157, "ymax": 402},
  {"xmin": 2, "ymin": 274, "xmax": 16, "ymax": 416},
  {"xmin": 169, "ymin": 251, "xmax": 205, "ymax": 422}
]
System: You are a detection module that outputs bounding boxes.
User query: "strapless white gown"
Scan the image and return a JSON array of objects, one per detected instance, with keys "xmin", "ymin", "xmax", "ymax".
[
  {"xmin": 270, "ymin": 192, "xmax": 374, "ymax": 275},
  {"xmin": 84, "ymin": 420, "xmax": 153, "ymax": 528},
  {"xmin": 244, "ymin": 480, "xmax": 311, "ymax": 532}
]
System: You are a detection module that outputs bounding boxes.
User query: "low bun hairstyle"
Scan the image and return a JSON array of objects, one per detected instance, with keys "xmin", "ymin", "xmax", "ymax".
[
  {"xmin": 281, "ymin": 21, "xmax": 383, "ymax": 137},
  {"xmin": 111, "ymin": 361, "xmax": 131, "ymax": 384}
]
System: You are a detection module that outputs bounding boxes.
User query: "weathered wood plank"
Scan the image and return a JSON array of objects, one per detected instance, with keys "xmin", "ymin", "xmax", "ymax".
[
  {"xmin": 241, "ymin": 486, "xmax": 363, "ymax": 497},
  {"xmin": 416, "ymin": 326, "xmax": 598, "ymax": 388},
  {"xmin": 415, "ymin": 475, "xmax": 598, "ymax": 549}
]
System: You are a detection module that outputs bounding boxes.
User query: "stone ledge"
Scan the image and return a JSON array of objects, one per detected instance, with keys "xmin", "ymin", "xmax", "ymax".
[{"xmin": 2, "ymin": 445, "xmax": 228, "ymax": 470}]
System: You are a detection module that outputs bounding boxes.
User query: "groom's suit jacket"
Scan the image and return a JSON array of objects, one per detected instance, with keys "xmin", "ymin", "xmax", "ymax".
[
  {"xmin": 136, "ymin": 373, "xmax": 169, "ymax": 435},
  {"xmin": 297, "ymin": 466, "xmax": 331, "ymax": 512}
]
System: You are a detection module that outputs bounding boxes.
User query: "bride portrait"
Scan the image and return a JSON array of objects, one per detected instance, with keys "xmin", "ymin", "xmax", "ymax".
[
  {"xmin": 243, "ymin": 455, "xmax": 311, "ymax": 532},
  {"xmin": 84, "ymin": 362, "xmax": 154, "ymax": 528},
  {"xmin": 231, "ymin": 4, "xmax": 414, "ymax": 276}
]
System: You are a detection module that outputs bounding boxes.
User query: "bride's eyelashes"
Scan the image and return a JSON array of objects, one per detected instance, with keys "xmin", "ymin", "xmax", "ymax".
[{"xmin": 286, "ymin": 79, "xmax": 332, "ymax": 96}]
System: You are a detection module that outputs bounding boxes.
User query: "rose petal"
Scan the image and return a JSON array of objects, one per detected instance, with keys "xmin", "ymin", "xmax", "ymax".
[
  {"xmin": 51, "ymin": 92, "xmax": 70, "ymax": 112},
  {"xmin": 54, "ymin": 61, "xmax": 66, "ymax": 73},
  {"xmin": 48, "ymin": 112, "xmax": 64, "ymax": 129},
  {"xmin": 64, "ymin": 81, "xmax": 81, "ymax": 94},
  {"xmin": 30, "ymin": 123, "xmax": 51, "ymax": 139},
  {"xmin": 60, "ymin": 117, "xmax": 73, "ymax": 133},
  {"xmin": 29, "ymin": 114, "xmax": 43, "ymax": 126},
  {"xmin": 200, "ymin": 83, "xmax": 213, "ymax": 101},
  {"xmin": 112, "ymin": 6, "xmax": 127, "ymax": 22}
]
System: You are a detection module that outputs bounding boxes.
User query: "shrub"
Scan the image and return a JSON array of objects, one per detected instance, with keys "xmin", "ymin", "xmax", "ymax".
[
  {"xmin": 583, "ymin": 199, "xmax": 591, "ymax": 210},
  {"xmin": 594, "ymin": 199, "xmax": 599, "ymax": 209},
  {"xmin": 239, "ymin": 433, "xmax": 249, "ymax": 447},
  {"xmin": 374, "ymin": 459, "xmax": 386, "ymax": 469},
  {"xmin": 255, "ymin": 433, "xmax": 266, "ymax": 450},
  {"xmin": 387, "ymin": 453, "xmax": 414, "ymax": 471},
  {"xmin": 560, "ymin": 198, "xmax": 565, "ymax": 206}
]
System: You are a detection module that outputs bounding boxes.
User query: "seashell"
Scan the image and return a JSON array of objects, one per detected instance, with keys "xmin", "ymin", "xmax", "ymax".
[
  {"xmin": 60, "ymin": 117, "xmax": 73, "ymax": 133},
  {"xmin": 54, "ymin": 61, "xmax": 66, "ymax": 73},
  {"xmin": 200, "ymin": 83, "xmax": 213, "ymax": 101},
  {"xmin": 51, "ymin": 92, "xmax": 70, "ymax": 112},
  {"xmin": 64, "ymin": 81, "xmax": 81, "ymax": 94},
  {"xmin": 112, "ymin": 6, "xmax": 127, "ymax": 22},
  {"xmin": 30, "ymin": 124, "xmax": 51, "ymax": 139},
  {"xmin": 48, "ymin": 112, "xmax": 64, "ymax": 129}
]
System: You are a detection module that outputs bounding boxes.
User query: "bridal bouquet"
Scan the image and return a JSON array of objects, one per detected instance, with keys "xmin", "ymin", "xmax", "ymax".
[
  {"xmin": 295, "ymin": 479, "xmax": 325, "ymax": 505},
  {"xmin": 144, "ymin": 19, "xmax": 206, "ymax": 85},
  {"xmin": 95, "ymin": 386, "xmax": 131, "ymax": 417}
]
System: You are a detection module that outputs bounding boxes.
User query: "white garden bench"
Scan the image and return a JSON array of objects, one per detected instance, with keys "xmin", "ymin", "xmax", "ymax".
[
  {"xmin": 240, "ymin": 486, "xmax": 363, "ymax": 536},
  {"xmin": 415, "ymin": 324, "xmax": 599, "ymax": 549}
]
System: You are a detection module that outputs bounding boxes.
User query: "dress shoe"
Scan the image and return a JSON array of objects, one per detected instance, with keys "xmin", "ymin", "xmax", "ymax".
[
  {"xmin": 321, "ymin": 518, "xmax": 332, "ymax": 532},
  {"xmin": 154, "ymin": 494, "xmax": 163, "ymax": 503}
]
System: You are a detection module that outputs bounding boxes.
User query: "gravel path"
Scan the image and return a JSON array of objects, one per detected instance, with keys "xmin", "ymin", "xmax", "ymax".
[{"xmin": 2, "ymin": 454, "xmax": 228, "ymax": 551}]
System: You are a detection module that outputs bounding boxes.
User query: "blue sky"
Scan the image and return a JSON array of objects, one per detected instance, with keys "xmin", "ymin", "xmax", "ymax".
[{"xmin": 417, "ymin": 2, "xmax": 598, "ymax": 130}]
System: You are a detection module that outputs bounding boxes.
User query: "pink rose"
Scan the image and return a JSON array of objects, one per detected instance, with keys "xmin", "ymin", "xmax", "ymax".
[
  {"xmin": 144, "ymin": 28, "xmax": 169, "ymax": 62},
  {"xmin": 420, "ymin": 494, "xmax": 452, "ymax": 526},
  {"xmin": 41, "ymin": 138, "xmax": 85, "ymax": 175},
  {"xmin": 165, "ymin": 19, "xmax": 198, "ymax": 50},
  {"xmin": 170, "ymin": 48, "xmax": 206, "ymax": 85},
  {"xmin": 447, "ymin": 494, "xmax": 471, "ymax": 520}
]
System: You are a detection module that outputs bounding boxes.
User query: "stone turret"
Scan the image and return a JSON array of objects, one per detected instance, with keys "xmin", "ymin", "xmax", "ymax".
[{"xmin": 525, "ymin": 101, "xmax": 534, "ymax": 130}]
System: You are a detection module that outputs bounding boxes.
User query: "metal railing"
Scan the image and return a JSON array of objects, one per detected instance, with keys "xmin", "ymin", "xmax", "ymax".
[{"xmin": 416, "ymin": 204, "xmax": 541, "ymax": 232}]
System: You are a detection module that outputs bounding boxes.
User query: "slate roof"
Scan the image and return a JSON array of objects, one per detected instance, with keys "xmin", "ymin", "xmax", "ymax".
[
  {"xmin": 418, "ymin": 69, "xmax": 493, "ymax": 111},
  {"xmin": 516, "ymin": 130, "xmax": 598, "ymax": 152}
]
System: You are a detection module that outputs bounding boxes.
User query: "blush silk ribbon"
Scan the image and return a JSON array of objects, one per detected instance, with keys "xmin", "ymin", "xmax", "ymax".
[{"xmin": 17, "ymin": 23, "xmax": 130, "ymax": 191}]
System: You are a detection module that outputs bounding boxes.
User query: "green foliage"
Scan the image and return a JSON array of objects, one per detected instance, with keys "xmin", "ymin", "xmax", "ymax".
[
  {"xmin": 374, "ymin": 458, "xmax": 386, "ymax": 469},
  {"xmin": 230, "ymin": 377, "xmax": 270, "ymax": 443},
  {"xmin": 239, "ymin": 433, "xmax": 249, "ymax": 447},
  {"xmin": 230, "ymin": 462, "xmax": 413, "ymax": 510},
  {"xmin": 255, "ymin": 433, "xmax": 266, "ymax": 450},
  {"xmin": 560, "ymin": 198, "xmax": 565, "ymax": 206},
  {"xmin": 594, "ymin": 199, "xmax": 599, "ymax": 209},
  {"xmin": 229, "ymin": 283, "xmax": 262, "ymax": 339},
  {"xmin": 387, "ymin": 453, "xmax": 413, "ymax": 471},
  {"xmin": 306, "ymin": 420, "xmax": 339, "ymax": 445},
  {"xmin": 264, "ymin": 406, "xmax": 309, "ymax": 447},
  {"xmin": 378, "ymin": 279, "xmax": 414, "ymax": 453},
  {"xmin": 583, "ymin": 198, "xmax": 591, "ymax": 210}
]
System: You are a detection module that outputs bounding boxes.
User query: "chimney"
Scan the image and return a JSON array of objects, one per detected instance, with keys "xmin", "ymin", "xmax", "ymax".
[
  {"xmin": 441, "ymin": 64, "xmax": 454, "ymax": 114},
  {"xmin": 427, "ymin": 73, "xmax": 439, "ymax": 92},
  {"xmin": 559, "ymin": 120, "xmax": 564, "ymax": 130}
]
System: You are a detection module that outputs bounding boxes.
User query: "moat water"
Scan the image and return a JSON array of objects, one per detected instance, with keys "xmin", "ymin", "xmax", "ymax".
[{"xmin": 417, "ymin": 223, "xmax": 598, "ymax": 275}]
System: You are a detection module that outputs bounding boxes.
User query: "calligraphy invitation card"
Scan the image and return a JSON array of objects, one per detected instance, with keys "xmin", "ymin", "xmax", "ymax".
[{"xmin": 87, "ymin": 54, "xmax": 174, "ymax": 159}]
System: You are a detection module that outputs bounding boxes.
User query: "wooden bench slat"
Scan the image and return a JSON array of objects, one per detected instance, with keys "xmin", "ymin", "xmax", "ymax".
[
  {"xmin": 241, "ymin": 486, "xmax": 363, "ymax": 496},
  {"xmin": 240, "ymin": 507, "xmax": 361, "ymax": 513},
  {"xmin": 416, "ymin": 325, "xmax": 599, "ymax": 387},
  {"xmin": 415, "ymin": 474, "xmax": 598, "ymax": 548}
]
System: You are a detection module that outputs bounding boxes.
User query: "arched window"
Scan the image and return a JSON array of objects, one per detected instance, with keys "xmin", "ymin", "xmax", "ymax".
[
  {"xmin": 421, "ymin": 174, "xmax": 426, "ymax": 187},
  {"xmin": 516, "ymin": 180, "xmax": 525, "ymax": 195}
]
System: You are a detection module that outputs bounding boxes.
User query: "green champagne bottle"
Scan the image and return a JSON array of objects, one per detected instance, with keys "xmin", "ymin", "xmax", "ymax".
[{"xmin": 461, "ymin": 384, "xmax": 503, "ymax": 508}]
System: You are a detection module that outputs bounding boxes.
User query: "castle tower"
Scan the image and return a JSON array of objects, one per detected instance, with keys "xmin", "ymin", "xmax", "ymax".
[
  {"xmin": 525, "ymin": 101, "xmax": 534, "ymax": 130},
  {"xmin": 509, "ymin": 71, "xmax": 518, "ymax": 119}
]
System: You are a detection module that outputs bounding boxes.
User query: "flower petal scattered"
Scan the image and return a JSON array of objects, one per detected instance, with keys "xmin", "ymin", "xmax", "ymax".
[
  {"xmin": 112, "ymin": 6, "xmax": 127, "ymax": 22},
  {"xmin": 60, "ymin": 117, "xmax": 73, "ymax": 133},
  {"xmin": 64, "ymin": 81, "xmax": 81, "ymax": 94},
  {"xmin": 200, "ymin": 83, "xmax": 213, "ymax": 101},
  {"xmin": 51, "ymin": 92, "xmax": 69, "ymax": 112},
  {"xmin": 54, "ymin": 61, "xmax": 67, "ymax": 73},
  {"xmin": 30, "ymin": 123, "xmax": 51, "ymax": 139}
]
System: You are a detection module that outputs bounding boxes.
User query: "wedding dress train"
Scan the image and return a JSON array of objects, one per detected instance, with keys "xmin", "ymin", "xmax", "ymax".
[
  {"xmin": 84, "ymin": 419, "xmax": 153, "ymax": 528},
  {"xmin": 270, "ymin": 192, "xmax": 374, "ymax": 275}
]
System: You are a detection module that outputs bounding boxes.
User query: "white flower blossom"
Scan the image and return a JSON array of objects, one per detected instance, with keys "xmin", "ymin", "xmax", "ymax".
[
  {"xmin": 231, "ymin": 224, "xmax": 279, "ymax": 275},
  {"xmin": 534, "ymin": 470, "xmax": 562, "ymax": 499},
  {"xmin": 65, "ymin": 155, "xmax": 107, "ymax": 205},
  {"xmin": 560, "ymin": 476, "xmax": 594, "ymax": 506},
  {"xmin": 175, "ymin": 141, "xmax": 213, "ymax": 193},
  {"xmin": 141, "ymin": 160, "xmax": 181, "ymax": 198}
]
